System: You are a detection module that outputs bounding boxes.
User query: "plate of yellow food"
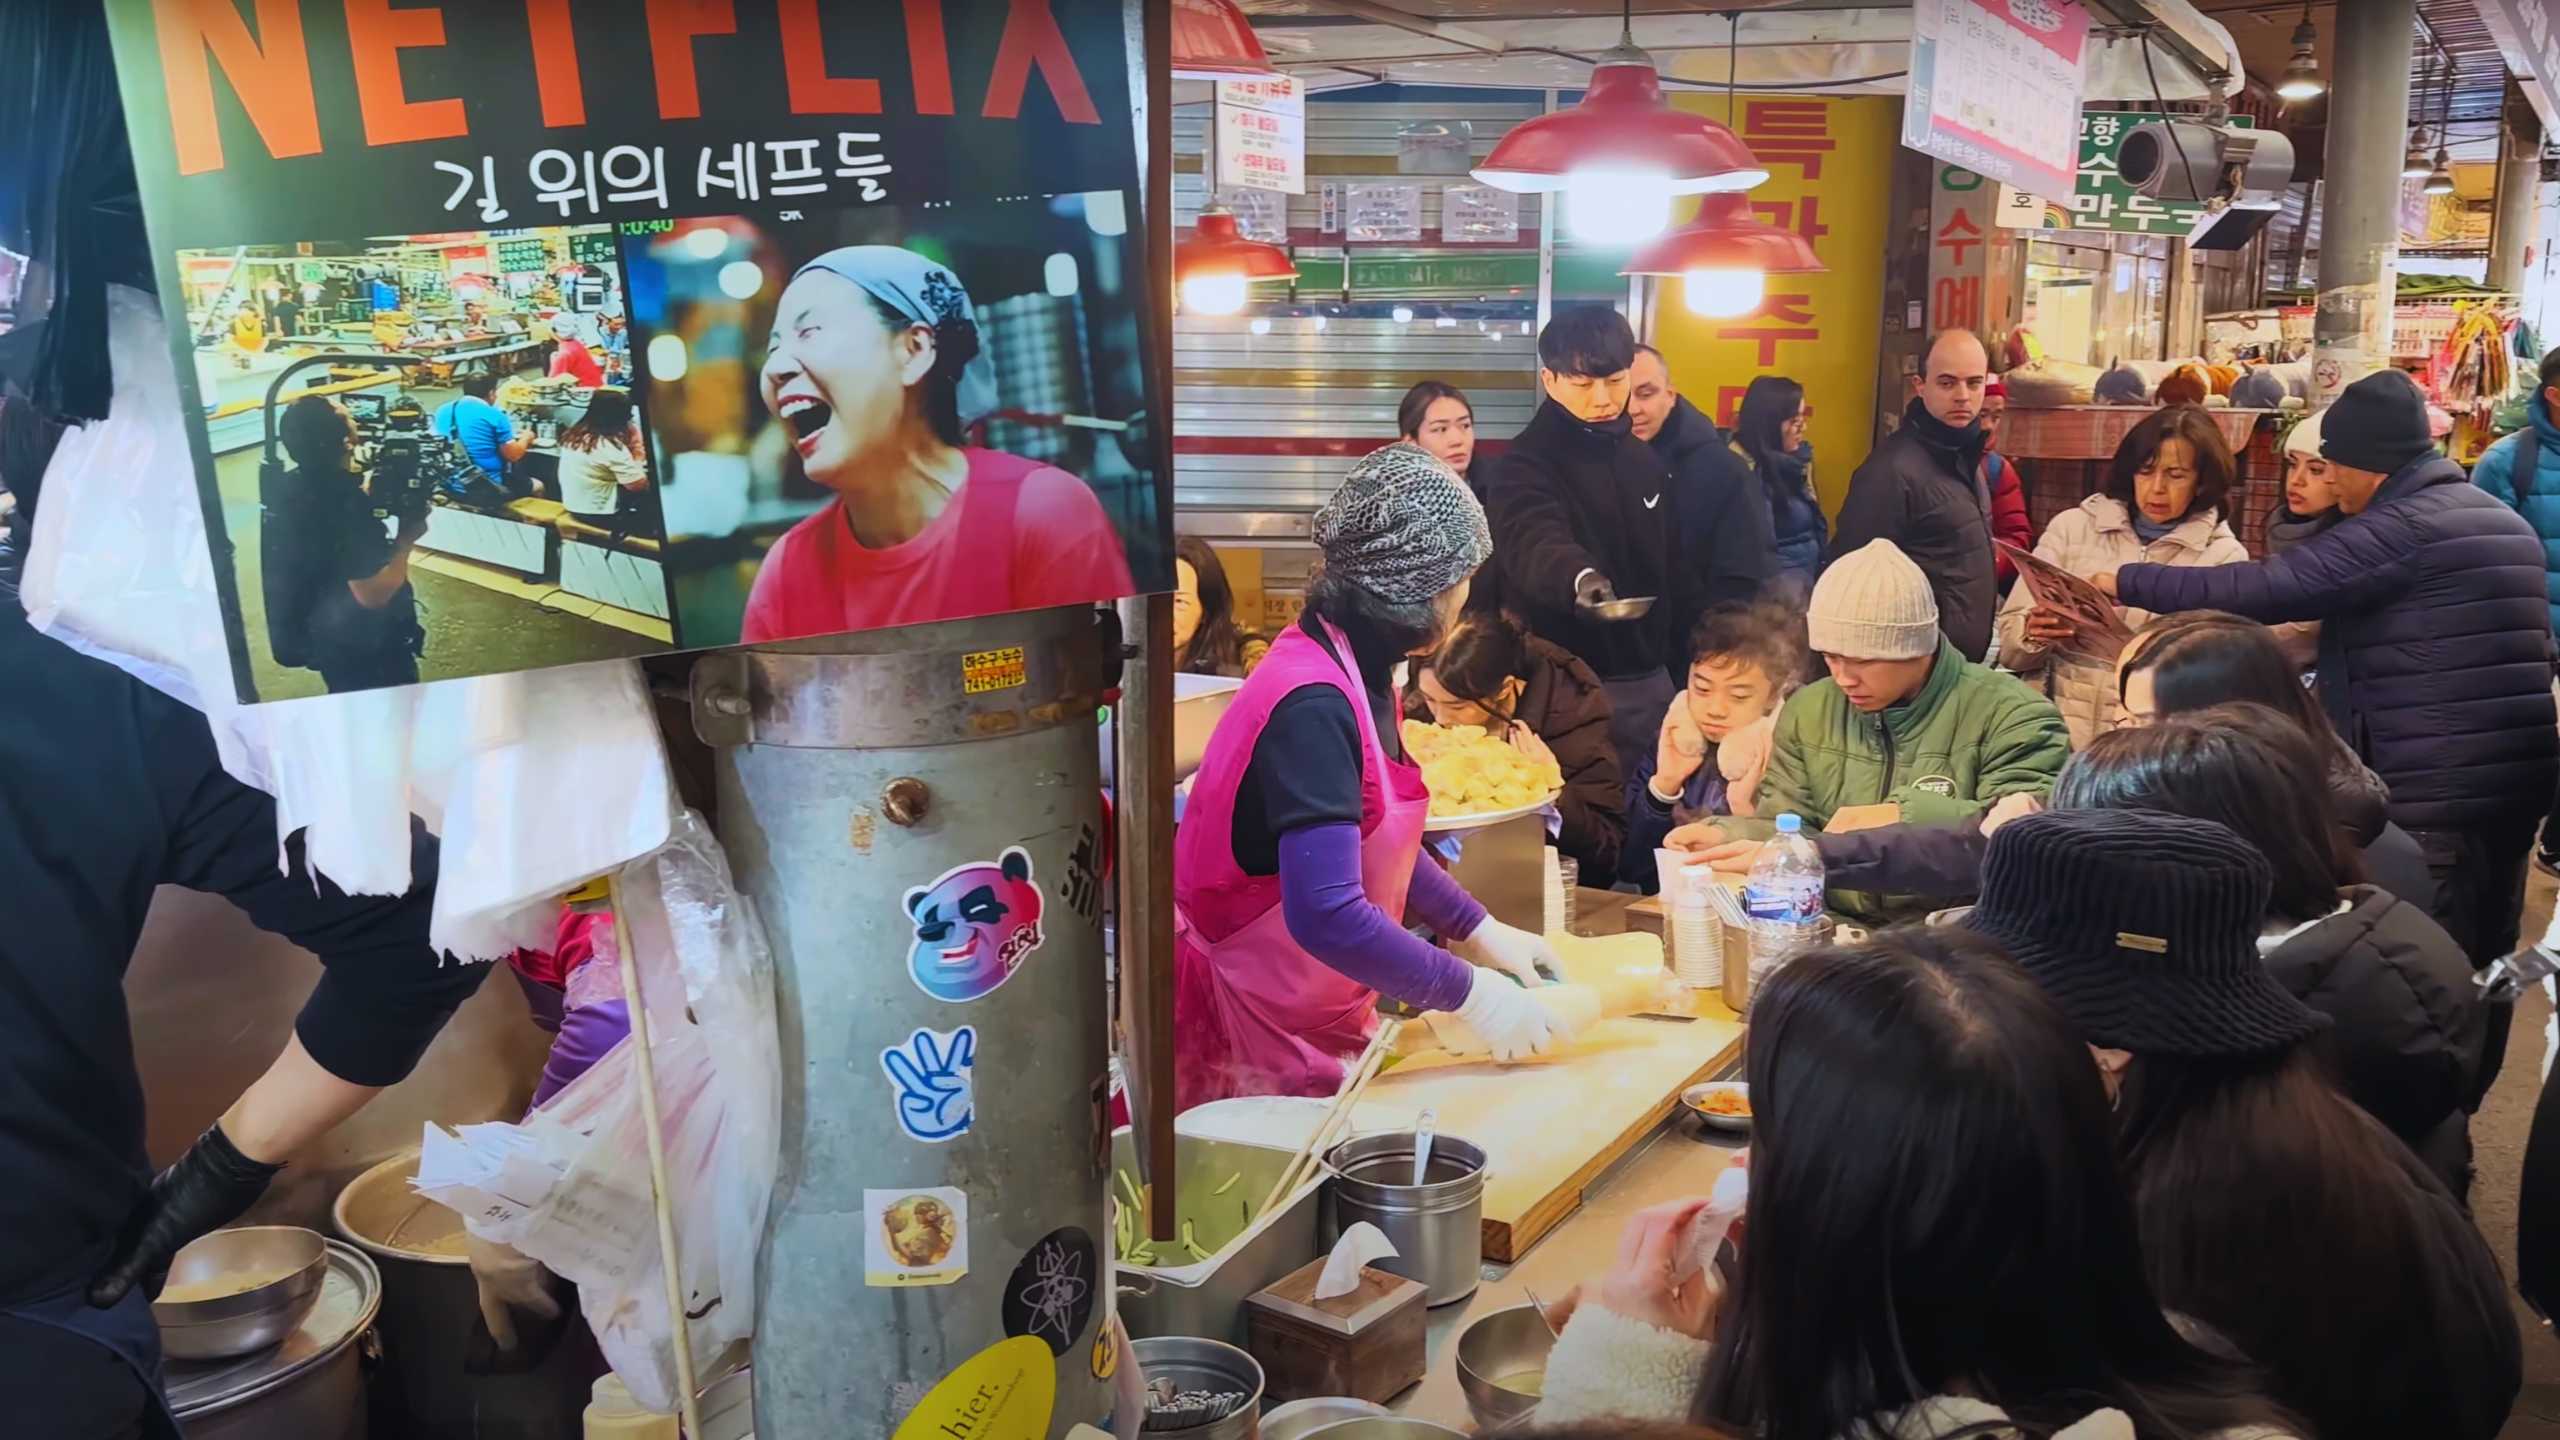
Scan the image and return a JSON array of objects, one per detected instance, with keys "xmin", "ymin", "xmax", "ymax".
[{"xmin": 1404, "ymin": 721, "xmax": 1563, "ymax": 832}]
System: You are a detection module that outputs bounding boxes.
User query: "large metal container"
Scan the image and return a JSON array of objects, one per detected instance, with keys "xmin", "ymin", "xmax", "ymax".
[
  {"xmin": 701, "ymin": 608, "xmax": 1119, "ymax": 1439},
  {"xmin": 1128, "ymin": 1336, "xmax": 1264, "ymax": 1440},
  {"xmin": 1324, "ymin": 1133, "xmax": 1486, "ymax": 1306},
  {"xmin": 166, "ymin": 1240, "xmax": 379, "ymax": 1440},
  {"xmin": 1109, "ymin": 1129, "xmax": 1323, "ymax": 1346},
  {"xmin": 331, "ymin": 1151, "xmax": 596, "ymax": 1440}
]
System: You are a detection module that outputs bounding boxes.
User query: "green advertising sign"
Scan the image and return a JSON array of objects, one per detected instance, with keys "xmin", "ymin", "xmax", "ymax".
[
  {"xmin": 1268, "ymin": 250, "xmax": 1629, "ymax": 298},
  {"xmin": 2013, "ymin": 110, "xmax": 2257, "ymax": 236}
]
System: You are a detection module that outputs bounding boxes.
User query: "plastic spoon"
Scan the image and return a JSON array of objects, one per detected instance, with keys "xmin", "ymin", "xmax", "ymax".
[{"xmin": 1411, "ymin": 1108, "xmax": 1438, "ymax": 1188}]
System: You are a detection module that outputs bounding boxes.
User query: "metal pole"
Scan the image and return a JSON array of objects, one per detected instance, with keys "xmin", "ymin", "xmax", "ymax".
[
  {"xmin": 1115, "ymin": 593, "xmax": 1177, "ymax": 1244},
  {"xmin": 1536, "ymin": 88, "xmax": 1559, "ymax": 333},
  {"xmin": 2312, "ymin": 0, "xmax": 2416, "ymax": 406},
  {"xmin": 2491, "ymin": 98, "xmax": 2543, "ymax": 296}
]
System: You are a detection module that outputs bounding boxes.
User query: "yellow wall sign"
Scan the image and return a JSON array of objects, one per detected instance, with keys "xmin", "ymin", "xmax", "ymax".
[
  {"xmin": 964, "ymin": 646, "xmax": 1030, "ymax": 695},
  {"xmin": 1650, "ymin": 95, "xmax": 1896, "ymax": 518},
  {"xmin": 892, "ymin": 1336, "xmax": 1057, "ymax": 1440}
]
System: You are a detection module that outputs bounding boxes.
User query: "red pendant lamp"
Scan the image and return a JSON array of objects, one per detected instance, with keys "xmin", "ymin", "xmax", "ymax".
[
  {"xmin": 1175, "ymin": 208, "xmax": 1296, "ymax": 315},
  {"xmin": 1472, "ymin": 4, "xmax": 1766, "ymax": 244},
  {"xmin": 1622, "ymin": 192, "xmax": 1824, "ymax": 317},
  {"xmin": 1173, "ymin": 0, "xmax": 1279, "ymax": 80}
]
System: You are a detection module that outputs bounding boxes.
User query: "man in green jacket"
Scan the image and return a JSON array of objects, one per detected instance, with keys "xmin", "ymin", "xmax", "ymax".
[{"xmin": 1671, "ymin": 539, "xmax": 2069, "ymax": 922}]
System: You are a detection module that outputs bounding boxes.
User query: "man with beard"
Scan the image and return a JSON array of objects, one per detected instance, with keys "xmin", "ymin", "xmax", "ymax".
[
  {"xmin": 1482, "ymin": 308, "xmax": 1675, "ymax": 776},
  {"xmin": 1833, "ymin": 330, "xmax": 1997, "ymax": 660}
]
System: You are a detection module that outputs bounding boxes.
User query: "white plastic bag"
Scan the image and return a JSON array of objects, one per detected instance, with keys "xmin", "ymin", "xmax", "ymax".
[{"xmin": 415, "ymin": 811, "xmax": 780, "ymax": 1412}]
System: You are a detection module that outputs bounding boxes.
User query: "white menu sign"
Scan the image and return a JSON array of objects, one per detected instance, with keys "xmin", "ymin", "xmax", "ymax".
[
  {"xmin": 1903, "ymin": 0, "xmax": 2089, "ymax": 203},
  {"xmin": 1441, "ymin": 184, "xmax": 1523, "ymax": 243},
  {"xmin": 1345, "ymin": 182, "xmax": 1424, "ymax": 243},
  {"xmin": 1216, "ymin": 75, "xmax": 1306, "ymax": 195}
]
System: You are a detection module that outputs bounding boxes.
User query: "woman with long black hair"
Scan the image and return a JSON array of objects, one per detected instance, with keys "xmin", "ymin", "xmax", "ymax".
[
  {"xmin": 1535, "ymin": 926, "xmax": 2305, "ymax": 1440},
  {"xmin": 1173, "ymin": 535, "xmax": 1257, "ymax": 677},
  {"xmin": 1963, "ymin": 804, "xmax": 2520, "ymax": 1440},
  {"xmin": 1729, "ymin": 376, "xmax": 1826, "ymax": 597}
]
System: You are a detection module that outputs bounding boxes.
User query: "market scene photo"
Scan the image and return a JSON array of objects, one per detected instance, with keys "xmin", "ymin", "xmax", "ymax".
[{"xmin": 24, "ymin": 0, "xmax": 2560, "ymax": 1437}]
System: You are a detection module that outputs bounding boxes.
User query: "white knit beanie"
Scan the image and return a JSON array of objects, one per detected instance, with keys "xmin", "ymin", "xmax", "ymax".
[
  {"xmin": 2282, "ymin": 407, "xmax": 2326, "ymax": 458},
  {"xmin": 1806, "ymin": 540, "xmax": 1940, "ymax": 660}
]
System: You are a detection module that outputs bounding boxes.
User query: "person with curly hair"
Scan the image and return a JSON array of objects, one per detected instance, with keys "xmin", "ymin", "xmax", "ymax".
[{"xmin": 741, "ymin": 246, "xmax": 1134, "ymax": 641}]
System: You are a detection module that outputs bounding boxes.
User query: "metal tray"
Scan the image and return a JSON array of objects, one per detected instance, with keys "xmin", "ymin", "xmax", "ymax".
[{"xmin": 1110, "ymin": 1129, "xmax": 1323, "ymax": 1347}]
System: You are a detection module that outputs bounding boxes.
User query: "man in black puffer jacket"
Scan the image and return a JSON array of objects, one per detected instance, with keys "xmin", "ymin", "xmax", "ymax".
[
  {"xmin": 1483, "ymin": 308, "xmax": 1679, "ymax": 778},
  {"xmin": 1832, "ymin": 330, "xmax": 1998, "ymax": 660},
  {"xmin": 1627, "ymin": 345, "xmax": 1777, "ymax": 654},
  {"xmin": 2101, "ymin": 369, "xmax": 2560, "ymax": 970}
]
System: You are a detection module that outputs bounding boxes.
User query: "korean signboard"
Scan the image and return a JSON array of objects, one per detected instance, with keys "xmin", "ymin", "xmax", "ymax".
[
  {"xmin": 2478, "ymin": 0, "xmax": 2560, "ymax": 136},
  {"xmin": 102, "ymin": 1, "xmax": 1165, "ymax": 704},
  {"xmin": 1904, "ymin": 0, "xmax": 2090, "ymax": 204},
  {"xmin": 1653, "ymin": 96, "xmax": 1896, "ymax": 509},
  {"xmin": 1216, "ymin": 75, "xmax": 1305, "ymax": 195},
  {"xmin": 1995, "ymin": 112, "xmax": 2258, "ymax": 236}
]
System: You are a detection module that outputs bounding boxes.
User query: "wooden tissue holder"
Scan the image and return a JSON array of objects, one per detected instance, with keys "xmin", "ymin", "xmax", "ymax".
[{"xmin": 1242, "ymin": 1256, "xmax": 1429, "ymax": 1404}]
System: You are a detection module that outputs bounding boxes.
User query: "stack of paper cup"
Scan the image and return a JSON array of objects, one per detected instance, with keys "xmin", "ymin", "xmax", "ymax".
[
  {"xmin": 1659, "ymin": 848, "xmax": 1723, "ymax": 988},
  {"xmin": 1543, "ymin": 847, "xmax": 1579, "ymax": 935}
]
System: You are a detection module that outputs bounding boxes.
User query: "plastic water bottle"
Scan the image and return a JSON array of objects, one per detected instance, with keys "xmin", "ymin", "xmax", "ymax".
[{"xmin": 1743, "ymin": 814, "xmax": 1826, "ymax": 995}]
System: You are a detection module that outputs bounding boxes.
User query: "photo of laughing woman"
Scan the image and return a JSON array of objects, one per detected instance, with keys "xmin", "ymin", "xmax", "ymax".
[{"xmin": 739, "ymin": 246, "xmax": 1136, "ymax": 641}]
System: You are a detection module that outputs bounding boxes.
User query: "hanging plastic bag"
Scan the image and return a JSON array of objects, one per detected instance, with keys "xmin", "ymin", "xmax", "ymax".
[{"xmin": 414, "ymin": 811, "xmax": 780, "ymax": 1412}]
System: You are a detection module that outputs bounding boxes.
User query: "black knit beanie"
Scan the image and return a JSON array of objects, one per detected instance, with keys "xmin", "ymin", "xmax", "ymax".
[
  {"xmin": 2319, "ymin": 369, "xmax": 2434, "ymax": 476},
  {"xmin": 1955, "ymin": 809, "xmax": 2326, "ymax": 1058}
]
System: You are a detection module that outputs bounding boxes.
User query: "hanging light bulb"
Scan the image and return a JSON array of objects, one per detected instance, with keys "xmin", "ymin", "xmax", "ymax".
[
  {"xmin": 1472, "ymin": 2, "xmax": 1767, "ymax": 206},
  {"xmin": 2423, "ymin": 148, "xmax": 2456, "ymax": 195},
  {"xmin": 2275, "ymin": 4, "xmax": 2323, "ymax": 102},
  {"xmin": 1173, "ymin": 206, "xmax": 1296, "ymax": 317},
  {"xmin": 1681, "ymin": 269, "xmax": 1767, "ymax": 318},
  {"xmin": 1566, "ymin": 171, "xmax": 1677, "ymax": 244},
  {"xmin": 1620, "ymin": 192, "xmax": 1823, "ymax": 318},
  {"xmin": 2402, "ymin": 128, "xmax": 2433, "ymax": 180}
]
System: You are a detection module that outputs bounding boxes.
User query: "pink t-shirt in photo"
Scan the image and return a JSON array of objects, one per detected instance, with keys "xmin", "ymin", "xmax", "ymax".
[{"xmin": 739, "ymin": 448, "xmax": 1137, "ymax": 643}]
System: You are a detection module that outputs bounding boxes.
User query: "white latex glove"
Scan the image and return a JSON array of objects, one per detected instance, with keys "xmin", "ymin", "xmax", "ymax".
[
  {"xmin": 1453, "ymin": 916, "xmax": 1561, "ymax": 987},
  {"xmin": 1454, "ymin": 968, "xmax": 1575, "ymax": 1063},
  {"xmin": 465, "ymin": 1233, "xmax": 561, "ymax": 1351}
]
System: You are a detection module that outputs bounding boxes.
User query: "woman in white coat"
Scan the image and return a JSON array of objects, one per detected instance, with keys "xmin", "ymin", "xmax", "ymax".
[{"xmin": 1998, "ymin": 405, "xmax": 2249, "ymax": 746}]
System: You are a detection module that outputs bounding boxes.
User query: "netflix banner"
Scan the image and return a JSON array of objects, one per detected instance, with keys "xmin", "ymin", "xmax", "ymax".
[{"xmin": 103, "ymin": 0, "xmax": 1166, "ymax": 702}]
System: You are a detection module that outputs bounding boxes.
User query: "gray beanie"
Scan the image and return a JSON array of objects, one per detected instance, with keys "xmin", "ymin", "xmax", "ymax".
[{"xmin": 1312, "ymin": 443, "xmax": 1493, "ymax": 604}]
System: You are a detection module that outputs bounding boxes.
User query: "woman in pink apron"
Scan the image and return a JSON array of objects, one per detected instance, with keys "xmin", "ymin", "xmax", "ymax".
[{"xmin": 1174, "ymin": 445, "xmax": 1577, "ymax": 1109}]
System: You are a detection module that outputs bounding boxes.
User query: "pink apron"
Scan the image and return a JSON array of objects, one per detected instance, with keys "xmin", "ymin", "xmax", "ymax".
[{"xmin": 1173, "ymin": 618, "xmax": 1431, "ymax": 1109}]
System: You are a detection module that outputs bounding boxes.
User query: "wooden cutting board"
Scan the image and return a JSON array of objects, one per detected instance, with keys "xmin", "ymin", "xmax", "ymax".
[{"xmin": 1365, "ymin": 995, "xmax": 1744, "ymax": 1263}]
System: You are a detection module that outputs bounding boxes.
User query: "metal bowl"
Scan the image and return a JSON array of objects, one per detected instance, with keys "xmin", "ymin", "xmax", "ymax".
[
  {"xmin": 1263, "ymin": 1397, "xmax": 1392, "ymax": 1440},
  {"xmin": 153, "ymin": 1226, "xmax": 330, "ymax": 1361},
  {"xmin": 1577, "ymin": 594, "xmax": 1658, "ymax": 622},
  {"xmin": 1682, "ymin": 1080, "xmax": 1754, "ymax": 1133},
  {"xmin": 1301, "ymin": 1420, "xmax": 1470, "ymax": 1439},
  {"xmin": 1456, "ymin": 1302, "xmax": 1558, "ymax": 1429}
]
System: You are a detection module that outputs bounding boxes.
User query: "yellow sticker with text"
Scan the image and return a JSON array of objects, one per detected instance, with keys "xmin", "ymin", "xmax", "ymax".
[
  {"xmin": 1089, "ymin": 1329, "xmax": 1118, "ymax": 1381},
  {"xmin": 892, "ymin": 1335, "xmax": 1056, "ymax": 1440},
  {"xmin": 963, "ymin": 646, "xmax": 1029, "ymax": 695}
]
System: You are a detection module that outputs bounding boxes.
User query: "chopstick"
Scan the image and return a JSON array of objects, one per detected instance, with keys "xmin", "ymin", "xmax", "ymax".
[{"xmin": 1257, "ymin": 1018, "xmax": 1404, "ymax": 1219}]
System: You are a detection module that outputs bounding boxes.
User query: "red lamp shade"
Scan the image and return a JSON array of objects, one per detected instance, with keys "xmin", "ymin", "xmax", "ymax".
[
  {"xmin": 1175, "ymin": 208, "xmax": 1298, "ymax": 282},
  {"xmin": 1173, "ymin": 0, "xmax": 1279, "ymax": 80},
  {"xmin": 1473, "ymin": 49, "xmax": 1769, "ymax": 196},
  {"xmin": 1621, "ymin": 193, "xmax": 1825, "ymax": 276}
]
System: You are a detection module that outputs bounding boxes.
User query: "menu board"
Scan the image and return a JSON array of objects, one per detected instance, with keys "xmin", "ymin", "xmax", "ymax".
[
  {"xmin": 1345, "ymin": 182, "xmax": 1424, "ymax": 243},
  {"xmin": 1904, "ymin": 0, "xmax": 2089, "ymax": 203},
  {"xmin": 101, "ymin": 0, "xmax": 1168, "ymax": 703}
]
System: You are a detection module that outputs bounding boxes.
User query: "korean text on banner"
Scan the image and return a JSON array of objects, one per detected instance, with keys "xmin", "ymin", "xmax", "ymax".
[
  {"xmin": 1652, "ymin": 96, "xmax": 1895, "ymax": 516},
  {"xmin": 98, "ymin": 1, "xmax": 1170, "ymax": 705},
  {"xmin": 1217, "ymin": 75, "xmax": 1306, "ymax": 195},
  {"xmin": 1904, "ymin": 0, "xmax": 2090, "ymax": 204}
]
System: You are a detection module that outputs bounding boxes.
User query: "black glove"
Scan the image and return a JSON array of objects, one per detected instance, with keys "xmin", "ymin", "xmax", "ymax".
[
  {"xmin": 1574, "ymin": 569, "xmax": 1619, "ymax": 608},
  {"xmin": 89, "ymin": 1123, "xmax": 282, "ymax": 1308}
]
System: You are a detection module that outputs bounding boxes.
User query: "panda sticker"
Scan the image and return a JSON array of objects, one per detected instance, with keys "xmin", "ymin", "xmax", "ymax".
[{"xmin": 905, "ymin": 847, "xmax": 1046, "ymax": 1003}]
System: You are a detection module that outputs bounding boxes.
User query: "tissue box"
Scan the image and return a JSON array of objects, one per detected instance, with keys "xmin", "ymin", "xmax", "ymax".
[{"xmin": 1242, "ymin": 1258, "xmax": 1428, "ymax": 1404}]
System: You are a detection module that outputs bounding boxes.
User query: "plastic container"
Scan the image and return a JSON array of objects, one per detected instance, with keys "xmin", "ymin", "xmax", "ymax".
[
  {"xmin": 1660, "ymin": 849, "xmax": 1723, "ymax": 989},
  {"xmin": 1742, "ymin": 813, "xmax": 1825, "ymax": 1005},
  {"xmin": 1542, "ymin": 848, "xmax": 1578, "ymax": 936},
  {"xmin": 584, "ymin": 1375, "xmax": 678, "ymax": 1438}
]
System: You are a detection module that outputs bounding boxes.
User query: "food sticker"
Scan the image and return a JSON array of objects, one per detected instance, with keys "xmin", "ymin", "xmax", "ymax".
[
  {"xmin": 906, "ymin": 848, "xmax": 1045, "ymax": 1003},
  {"xmin": 890, "ymin": 1335, "xmax": 1055, "ymax": 1440},
  {"xmin": 881, "ymin": 1026, "xmax": 977, "ymax": 1144},
  {"xmin": 1002, "ymin": 1227, "xmax": 1097, "ymax": 1356},
  {"xmin": 864, "ymin": 1187, "xmax": 969, "ymax": 1287},
  {"xmin": 962, "ymin": 646, "xmax": 1029, "ymax": 695}
]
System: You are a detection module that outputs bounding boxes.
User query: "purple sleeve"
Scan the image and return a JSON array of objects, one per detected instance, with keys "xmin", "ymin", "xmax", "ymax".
[
  {"xmin": 1404, "ymin": 852, "xmax": 1488, "ymax": 942},
  {"xmin": 528, "ymin": 997, "xmax": 631, "ymax": 1112},
  {"xmin": 1279, "ymin": 823, "xmax": 1477, "ymax": 1013}
]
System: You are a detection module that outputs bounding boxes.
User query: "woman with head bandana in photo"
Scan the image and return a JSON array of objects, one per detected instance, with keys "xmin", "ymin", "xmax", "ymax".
[{"xmin": 741, "ymin": 246, "xmax": 1136, "ymax": 641}]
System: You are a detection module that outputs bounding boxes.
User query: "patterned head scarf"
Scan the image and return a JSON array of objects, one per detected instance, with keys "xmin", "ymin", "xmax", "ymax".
[
  {"xmin": 793, "ymin": 245, "xmax": 999, "ymax": 426},
  {"xmin": 1313, "ymin": 443, "xmax": 1492, "ymax": 605}
]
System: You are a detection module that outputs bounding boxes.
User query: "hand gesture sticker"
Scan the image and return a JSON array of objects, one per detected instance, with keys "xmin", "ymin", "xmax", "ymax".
[{"xmin": 881, "ymin": 1025, "xmax": 978, "ymax": 1144}]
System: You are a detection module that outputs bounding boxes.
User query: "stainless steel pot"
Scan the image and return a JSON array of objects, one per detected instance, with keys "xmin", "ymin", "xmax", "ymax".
[
  {"xmin": 166, "ymin": 1240, "xmax": 380, "ymax": 1440},
  {"xmin": 1324, "ymin": 1132, "xmax": 1486, "ymax": 1306},
  {"xmin": 1129, "ymin": 1335, "xmax": 1264, "ymax": 1440}
]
